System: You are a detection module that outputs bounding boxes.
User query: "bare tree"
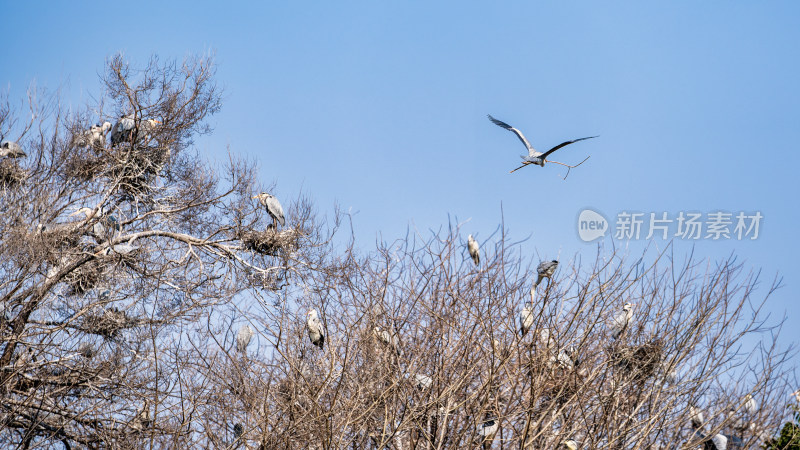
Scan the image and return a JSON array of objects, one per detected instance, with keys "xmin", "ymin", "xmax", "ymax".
[{"xmin": 1, "ymin": 56, "xmax": 795, "ymax": 449}]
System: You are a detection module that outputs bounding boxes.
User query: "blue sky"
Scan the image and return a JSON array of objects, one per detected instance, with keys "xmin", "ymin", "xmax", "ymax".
[{"xmin": 3, "ymin": 2, "xmax": 799, "ymax": 348}]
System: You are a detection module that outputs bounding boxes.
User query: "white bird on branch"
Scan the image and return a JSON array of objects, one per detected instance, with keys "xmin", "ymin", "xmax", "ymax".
[
  {"xmin": 467, "ymin": 234, "xmax": 480, "ymax": 266},
  {"xmin": 535, "ymin": 260, "xmax": 558, "ymax": 287},
  {"xmin": 74, "ymin": 122, "xmax": 112, "ymax": 151},
  {"xmin": 519, "ymin": 304, "xmax": 534, "ymax": 337},
  {"xmin": 236, "ymin": 324, "xmax": 254, "ymax": 354},
  {"xmin": 743, "ymin": 394, "xmax": 757, "ymax": 415},
  {"xmin": 306, "ymin": 309, "xmax": 325, "ymax": 350},
  {"xmin": 374, "ymin": 326, "xmax": 401, "ymax": 356},
  {"xmin": 0, "ymin": 140, "xmax": 26, "ymax": 158},
  {"xmin": 253, "ymin": 192, "xmax": 286, "ymax": 229},
  {"xmin": 111, "ymin": 115, "xmax": 160, "ymax": 146},
  {"xmin": 487, "ymin": 114, "xmax": 596, "ymax": 177},
  {"xmin": 609, "ymin": 302, "xmax": 634, "ymax": 339},
  {"xmin": 689, "ymin": 404, "xmax": 704, "ymax": 429}
]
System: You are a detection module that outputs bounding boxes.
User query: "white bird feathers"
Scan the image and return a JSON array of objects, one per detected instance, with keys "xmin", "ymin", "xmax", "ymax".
[
  {"xmin": 535, "ymin": 260, "xmax": 558, "ymax": 287},
  {"xmin": 253, "ymin": 192, "xmax": 286, "ymax": 228},
  {"xmin": 743, "ymin": 394, "xmax": 757, "ymax": 415},
  {"xmin": 487, "ymin": 114, "xmax": 597, "ymax": 173},
  {"xmin": 111, "ymin": 116, "xmax": 160, "ymax": 146},
  {"xmin": 0, "ymin": 140, "xmax": 26, "ymax": 158},
  {"xmin": 74, "ymin": 122, "xmax": 112, "ymax": 150},
  {"xmin": 519, "ymin": 304, "xmax": 534, "ymax": 336},
  {"xmin": 306, "ymin": 309, "xmax": 325, "ymax": 349},
  {"xmin": 689, "ymin": 404, "xmax": 704, "ymax": 429},
  {"xmin": 610, "ymin": 302, "xmax": 634, "ymax": 339},
  {"xmin": 236, "ymin": 324, "xmax": 254, "ymax": 353},
  {"xmin": 467, "ymin": 234, "xmax": 480, "ymax": 266}
]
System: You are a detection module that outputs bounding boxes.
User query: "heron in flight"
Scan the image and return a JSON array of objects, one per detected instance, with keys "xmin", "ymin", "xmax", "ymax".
[
  {"xmin": 487, "ymin": 115, "xmax": 596, "ymax": 176},
  {"xmin": 0, "ymin": 141, "xmax": 26, "ymax": 158},
  {"xmin": 253, "ymin": 192, "xmax": 286, "ymax": 229},
  {"xmin": 467, "ymin": 234, "xmax": 480, "ymax": 266},
  {"xmin": 306, "ymin": 309, "xmax": 325, "ymax": 349}
]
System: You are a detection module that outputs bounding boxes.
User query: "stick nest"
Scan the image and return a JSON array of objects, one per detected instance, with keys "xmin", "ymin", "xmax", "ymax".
[
  {"xmin": 242, "ymin": 228, "xmax": 300, "ymax": 255},
  {"xmin": 612, "ymin": 340, "xmax": 664, "ymax": 381},
  {"xmin": 0, "ymin": 160, "xmax": 27, "ymax": 188},
  {"xmin": 82, "ymin": 308, "xmax": 127, "ymax": 338}
]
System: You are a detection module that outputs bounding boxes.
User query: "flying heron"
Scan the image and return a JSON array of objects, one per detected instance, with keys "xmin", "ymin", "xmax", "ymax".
[
  {"xmin": 488, "ymin": 114, "xmax": 596, "ymax": 177},
  {"xmin": 467, "ymin": 234, "xmax": 480, "ymax": 266},
  {"xmin": 306, "ymin": 309, "xmax": 325, "ymax": 349},
  {"xmin": 253, "ymin": 192, "xmax": 286, "ymax": 229}
]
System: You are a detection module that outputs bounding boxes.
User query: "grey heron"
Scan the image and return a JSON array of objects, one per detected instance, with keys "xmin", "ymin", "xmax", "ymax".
[
  {"xmin": 689, "ymin": 404, "xmax": 704, "ymax": 429},
  {"xmin": 306, "ymin": 309, "xmax": 325, "ymax": 349},
  {"xmin": 111, "ymin": 116, "xmax": 160, "ymax": 146},
  {"xmin": 743, "ymin": 394, "xmax": 757, "ymax": 415},
  {"xmin": 0, "ymin": 140, "xmax": 26, "ymax": 158},
  {"xmin": 609, "ymin": 302, "xmax": 634, "ymax": 339},
  {"xmin": 409, "ymin": 373, "xmax": 432, "ymax": 390},
  {"xmin": 535, "ymin": 260, "xmax": 558, "ymax": 287},
  {"xmin": 477, "ymin": 415, "xmax": 498, "ymax": 446},
  {"xmin": 562, "ymin": 440, "xmax": 579, "ymax": 450},
  {"xmin": 70, "ymin": 207, "xmax": 122, "ymax": 242},
  {"xmin": 236, "ymin": 324, "xmax": 254, "ymax": 353},
  {"xmin": 374, "ymin": 326, "xmax": 401, "ymax": 356},
  {"xmin": 487, "ymin": 114, "xmax": 596, "ymax": 175},
  {"xmin": 467, "ymin": 234, "xmax": 480, "ymax": 266},
  {"xmin": 75, "ymin": 122, "xmax": 112, "ymax": 150},
  {"xmin": 519, "ymin": 304, "xmax": 534, "ymax": 336},
  {"xmin": 253, "ymin": 192, "xmax": 286, "ymax": 228}
]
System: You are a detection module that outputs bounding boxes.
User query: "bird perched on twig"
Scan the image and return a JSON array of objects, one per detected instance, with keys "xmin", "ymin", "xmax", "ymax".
[
  {"xmin": 689, "ymin": 404, "xmax": 704, "ymax": 429},
  {"xmin": 306, "ymin": 309, "xmax": 325, "ymax": 349},
  {"xmin": 253, "ymin": 192, "xmax": 286, "ymax": 229},
  {"xmin": 0, "ymin": 140, "xmax": 26, "ymax": 158},
  {"xmin": 519, "ymin": 304, "xmax": 534, "ymax": 337},
  {"xmin": 236, "ymin": 324, "xmax": 254, "ymax": 354},
  {"xmin": 535, "ymin": 260, "xmax": 558, "ymax": 287},
  {"xmin": 467, "ymin": 234, "xmax": 480, "ymax": 266},
  {"xmin": 609, "ymin": 302, "xmax": 634, "ymax": 339},
  {"xmin": 74, "ymin": 122, "xmax": 112, "ymax": 151},
  {"xmin": 488, "ymin": 114, "xmax": 596, "ymax": 176}
]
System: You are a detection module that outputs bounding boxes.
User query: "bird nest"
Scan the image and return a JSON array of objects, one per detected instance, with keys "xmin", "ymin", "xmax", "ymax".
[
  {"xmin": 63, "ymin": 151, "xmax": 106, "ymax": 182},
  {"xmin": 611, "ymin": 341, "xmax": 663, "ymax": 381},
  {"xmin": 0, "ymin": 160, "xmax": 27, "ymax": 188},
  {"xmin": 82, "ymin": 308, "xmax": 127, "ymax": 338},
  {"xmin": 63, "ymin": 259, "xmax": 106, "ymax": 296},
  {"xmin": 107, "ymin": 145, "xmax": 170, "ymax": 199},
  {"xmin": 242, "ymin": 228, "xmax": 300, "ymax": 255}
]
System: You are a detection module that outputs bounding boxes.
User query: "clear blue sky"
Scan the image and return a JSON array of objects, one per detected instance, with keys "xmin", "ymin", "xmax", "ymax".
[{"xmin": 3, "ymin": 2, "xmax": 799, "ymax": 347}]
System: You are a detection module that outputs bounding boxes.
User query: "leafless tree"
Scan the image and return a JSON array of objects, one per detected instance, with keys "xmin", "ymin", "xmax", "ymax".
[{"xmin": 1, "ymin": 56, "xmax": 795, "ymax": 449}]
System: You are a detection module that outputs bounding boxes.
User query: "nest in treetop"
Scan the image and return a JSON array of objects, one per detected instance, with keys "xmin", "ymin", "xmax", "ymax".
[
  {"xmin": 63, "ymin": 151, "xmax": 106, "ymax": 182},
  {"xmin": 107, "ymin": 144, "xmax": 171, "ymax": 198},
  {"xmin": 0, "ymin": 160, "xmax": 27, "ymax": 188},
  {"xmin": 63, "ymin": 259, "xmax": 106, "ymax": 296},
  {"xmin": 611, "ymin": 340, "xmax": 664, "ymax": 381},
  {"xmin": 82, "ymin": 308, "xmax": 127, "ymax": 338},
  {"xmin": 241, "ymin": 228, "xmax": 300, "ymax": 256}
]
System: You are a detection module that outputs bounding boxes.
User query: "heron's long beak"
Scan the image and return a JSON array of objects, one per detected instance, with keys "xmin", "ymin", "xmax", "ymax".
[{"xmin": 251, "ymin": 195, "xmax": 259, "ymax": 199}]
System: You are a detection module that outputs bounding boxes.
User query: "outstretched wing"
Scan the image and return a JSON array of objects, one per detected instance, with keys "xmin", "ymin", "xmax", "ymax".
[
  {"xmin": 540, "ymin": 136, "xmax": 598, "ymax": 160},
  {"xmin": 488, "ymin": 114, "xmax": 535, "ymax": 156}
]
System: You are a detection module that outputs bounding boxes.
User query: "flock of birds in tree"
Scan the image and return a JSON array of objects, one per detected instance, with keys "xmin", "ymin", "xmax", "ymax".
[{"xmin": 1, "ymin": 112, "xmax": 763, "ymax": 449}]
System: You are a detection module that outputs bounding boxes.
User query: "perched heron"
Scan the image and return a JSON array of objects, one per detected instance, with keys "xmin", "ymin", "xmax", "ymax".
[
  {"xmin": 689, "ymin": 404, "xmax": 704, "ymax": 429},
  {"xmin": 374, "ymin": 326, "xmax": 401, "ymax": 356},
  {"xmin": 111, "ymin": 115, "xmax": 160, "ymax": 146},
  {"xmin": 0, "ymin": 140, "xmax": 26, "ymax": 158},
  {"xmin": 709, "ymin": 433, "xmax": 728, "ymax": 450},
  {"xmin": 467, "ymin": 234, "xmax": 480, "ymax": 266},
  {"xmin": 306, "ymin": 309, "xmax": 325, "ymax": 349},
  {"xmin": 70, "ymin": 207, "xmax": 122, "ymax": 242},
  {"xmin": 563, "ymin": 440, "xmax": 579, "ymax": 450},
  {"xmin": 743, "ymin": 394, "xmax": 757, "ymax": 415},
  {"xmin": 519, "ymin": 304, "xmax": 534, "ymax": 336},
  {"xmin": 477, "ymin": 414, "xmax": 498, "ymax": 444},
  {"xmin": 236, "ymin": 324, "xmax": 254, "ymax": 354},
  {"xmin": 487, "ymin": 114, "xmax": 597, "ymax": 174},
  {"xmin": 75, "ymin": 122, "xmax": 112, "ymax": 150},
  {"xmin": 535, "ymin": 260, "xmax": 558, "ymax": 287},
  {"xmin": 610, "ymin": 302, "xmax": 634, "ymax": 339},
  {"xmin": 253, "ymin": 192, "xmax": 286, "ymax": 229},
  {"xmin": 410, "ymin": 373, "xmax": 432, "ymax": 390}
]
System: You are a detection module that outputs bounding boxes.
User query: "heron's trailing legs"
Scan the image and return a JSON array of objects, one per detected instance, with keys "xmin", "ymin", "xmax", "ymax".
[{"xmin": 509, "ymin": 155, "xmax": 591, "ymax": 179}]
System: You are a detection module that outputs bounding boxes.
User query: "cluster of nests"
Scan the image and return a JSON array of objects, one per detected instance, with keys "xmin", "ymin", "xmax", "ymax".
[{"xmin": 241, "ymin": 228, "xmax": 300, "ymax": 256}]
